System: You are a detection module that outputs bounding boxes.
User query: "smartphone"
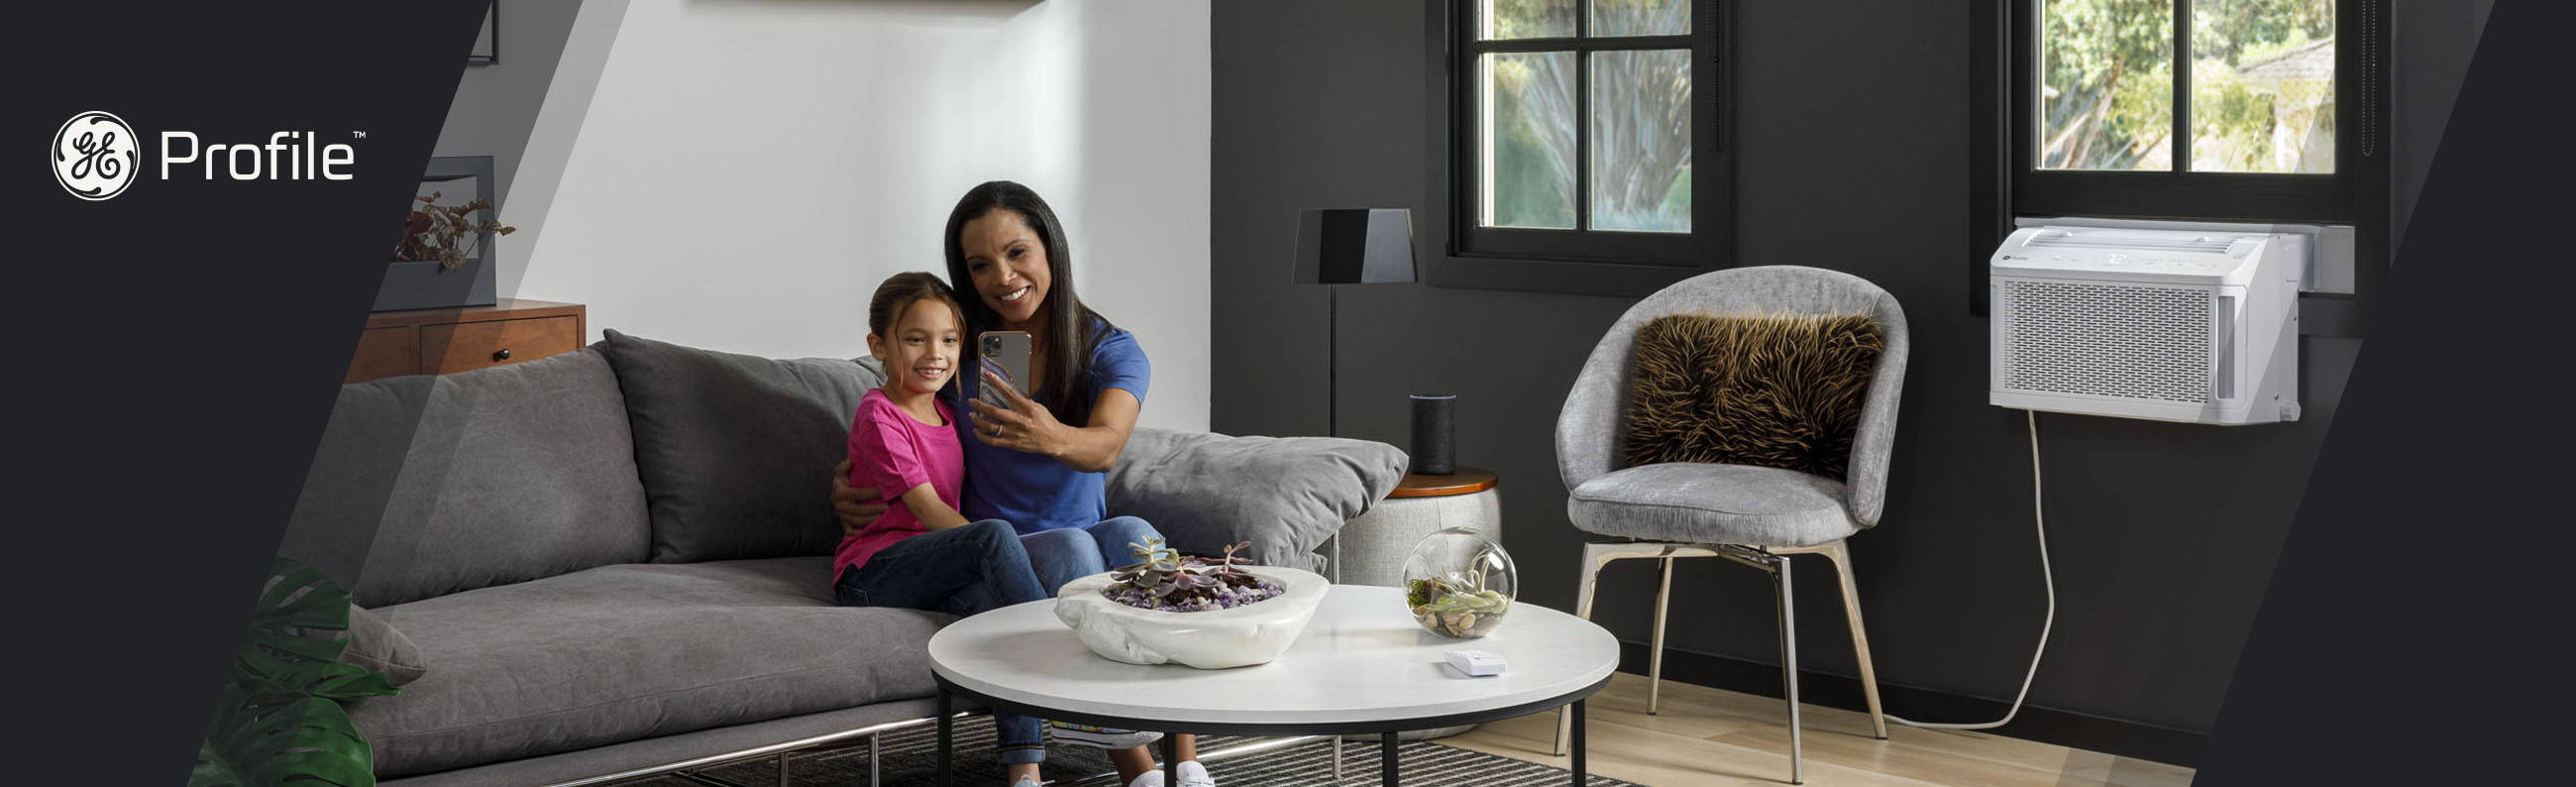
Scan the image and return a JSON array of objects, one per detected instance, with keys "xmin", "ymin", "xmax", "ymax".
[{"xmin": 978, "ymin": 331, "xmax": 1032, "ymax": 411}]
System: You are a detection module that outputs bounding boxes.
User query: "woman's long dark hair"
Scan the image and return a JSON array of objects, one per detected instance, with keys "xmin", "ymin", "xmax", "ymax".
[{"xmin": 942, "ymin": 180, "xmax": 1117, "ymax": 427}]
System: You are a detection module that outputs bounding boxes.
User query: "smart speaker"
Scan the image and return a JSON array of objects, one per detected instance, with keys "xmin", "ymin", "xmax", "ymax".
[{"xmin": 1409, "ymin": 394, "xmax": 1456, "ymax": 475}]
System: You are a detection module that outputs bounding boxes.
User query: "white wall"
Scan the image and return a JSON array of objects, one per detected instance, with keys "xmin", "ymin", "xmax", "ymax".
[
  {"xmin": 514, "ymin": 0, "xmax": 1213, "ymax": 431},
  {"xmin": 430, "ymin": 0, "xmax": 587, "ymax": 209}
]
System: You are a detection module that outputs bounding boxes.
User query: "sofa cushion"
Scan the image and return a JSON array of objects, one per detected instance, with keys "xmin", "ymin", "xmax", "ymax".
[
  {"xmin": 278, "ymin": 376, "xmax": 431, "ymax": 596},
  {"xmin": 598, "ymin": 330, "xmax": 876, "ymax": 563},
  {"xmin": 349, "ymin": 557, "xmax": 950, "ymax": 778},
  {"xmin": 281, "ymin": 348, "xmax": 652, "ymax": 607},
  {"xmin": 345, "ymin": 605, "xmax": 429, "ymax": 687},
  {"xmin": 1107, "ymin": 428, "xmax": 1407, "ymax": 572}
]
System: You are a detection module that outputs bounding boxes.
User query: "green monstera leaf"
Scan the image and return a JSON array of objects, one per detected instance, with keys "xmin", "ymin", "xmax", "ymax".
[
  {"xmin": 192, "ymin": 698, "xmax": 376, "ymax": 787},
  {"xmin": 190, "ymin": 559, "xmax": 398, "ymax": 787}
]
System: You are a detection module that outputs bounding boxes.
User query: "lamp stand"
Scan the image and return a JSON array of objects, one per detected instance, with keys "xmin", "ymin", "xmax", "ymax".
[{"xmin": 1327, "ymin": 283, "xmax": 1339, "ymax": 438}]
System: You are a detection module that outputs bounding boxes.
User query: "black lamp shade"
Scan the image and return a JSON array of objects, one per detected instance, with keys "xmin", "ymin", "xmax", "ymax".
[{"xmin": 1294, "ymin": 208, "xmax": 1417, "ymax": 284}]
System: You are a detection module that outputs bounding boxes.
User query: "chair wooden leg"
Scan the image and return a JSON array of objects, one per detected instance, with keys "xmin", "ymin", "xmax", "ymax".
[
  {"xmin": 1773, "ymin": 553, "xmax": 1803, "ymax": 785},
  {"xmin": 1649, "ymin": 556, "xmax": 1674, "ymax": 715},
  {"xmin": 1816, "ymin": 540, "xmax": 1888, "ymax": 739}
]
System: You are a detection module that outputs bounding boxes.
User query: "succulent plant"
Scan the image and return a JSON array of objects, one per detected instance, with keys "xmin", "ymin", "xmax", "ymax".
[
  {"xmin": 1409, "ymin": 569, "xmax": 1512, "ymax": 637},
  {"xmin": 1103, "ymin": 537, "xmax": 1283, "ymax": 612}
]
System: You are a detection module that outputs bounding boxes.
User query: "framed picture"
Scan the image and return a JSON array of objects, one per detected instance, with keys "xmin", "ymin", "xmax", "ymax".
[{"xmin": 469, "ymin": 4, "xmax": 498, "ymax": 64}]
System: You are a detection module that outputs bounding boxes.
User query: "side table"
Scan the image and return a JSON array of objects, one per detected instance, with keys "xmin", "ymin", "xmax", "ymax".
[
  {"xmin": 1325, "ymin": 466, "xmax": 1500, "ymax": 740},
  {"xmin": 1327, "ymin": 466, "xmax": 1500, "ymax": 587},
  {"xmin": 346, "ymin": 297, "xmax": 587, "ymax": 383}
]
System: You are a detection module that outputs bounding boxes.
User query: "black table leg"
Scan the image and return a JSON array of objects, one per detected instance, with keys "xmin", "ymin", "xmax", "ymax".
[
  {"xmin": 1381, "ymin": 731, "xmax": 1399, "ymax": 786},
  {"xmin": 935, "ymin": 687, "xmax": 953, "ymax": 787},
  {"xmin": 1570, "ymin": 699, "xmax": 1587, "ymax": 785},
  {"xmin": 1162, "ymin": 731, "xmax": 1180, "ymax": 787}
]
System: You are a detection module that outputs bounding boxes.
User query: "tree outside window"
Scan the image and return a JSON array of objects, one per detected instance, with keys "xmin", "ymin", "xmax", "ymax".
[
  {"xmin": 1435, "ymin": 0, "xmax": 1728, "ymax": 294},
  {"xmin": 1473, "ymin": 0, "xmax": 1697, "ymax": 237},
  {"xmin": 2040, "ymin": 0, "xmax": 2337, "ymax": 173}
]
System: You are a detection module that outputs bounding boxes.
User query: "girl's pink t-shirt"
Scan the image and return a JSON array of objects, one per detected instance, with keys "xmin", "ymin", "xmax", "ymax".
[{"xmin": 836, "ymin": 389, "xmax": 965, "ymax": 579}]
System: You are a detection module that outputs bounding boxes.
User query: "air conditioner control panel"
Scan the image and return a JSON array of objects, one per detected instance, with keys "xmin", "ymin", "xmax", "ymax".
[{"xmin": 1992, "ymin": 227, "xmax": 2289, "ymax": 286}]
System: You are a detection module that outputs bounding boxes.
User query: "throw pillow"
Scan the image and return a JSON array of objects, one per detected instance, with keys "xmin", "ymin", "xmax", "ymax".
[
  {"xmin": 343, "ymin": 604, "xmax": 428, "ymax": 687},
  {"xmin": 284, "ymin": 348, "xmax": 652, "ymax": 608},
  {"xmin": 1107, "ymin": 428, "xmax": 1408, "ymax": 572},
  {"xmin": 598, "ymin": 330, "xmax": 874, "ymax": 563},
  {"xmin": 1622, "ymin": 313, "xmax": 1883, "ymax": 480}
]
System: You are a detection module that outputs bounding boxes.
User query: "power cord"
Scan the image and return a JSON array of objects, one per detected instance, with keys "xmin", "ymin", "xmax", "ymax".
[{"xmin": 1883, "ymin": 408, "xmax": 2055, "ymax": 731}]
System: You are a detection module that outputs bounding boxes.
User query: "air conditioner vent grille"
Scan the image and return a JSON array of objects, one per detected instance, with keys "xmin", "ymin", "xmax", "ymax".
[
  {"xmin": 2024, "ymin": 233, "xmax": 2238, "ymax": 253},
  {"xmin": 2001, "ymin": 280, "xmax": 2212, "ymax": 403}
]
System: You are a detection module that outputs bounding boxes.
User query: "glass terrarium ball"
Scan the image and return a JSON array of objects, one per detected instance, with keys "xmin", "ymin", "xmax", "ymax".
[{"xmin": 1401, "ymin": 526, "xmax": 1517, "ymax": 638}]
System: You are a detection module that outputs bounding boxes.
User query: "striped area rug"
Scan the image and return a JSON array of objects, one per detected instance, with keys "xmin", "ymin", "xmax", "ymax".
[{"xmin": 618, "ymin": 717, "xmax": 1636, "ymax": 786}]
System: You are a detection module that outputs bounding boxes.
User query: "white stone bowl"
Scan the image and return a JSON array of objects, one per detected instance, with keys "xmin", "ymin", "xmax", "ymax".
[{"xmin": 1052, "ymin": 566, "xmax": 1331, "ymax": 669}]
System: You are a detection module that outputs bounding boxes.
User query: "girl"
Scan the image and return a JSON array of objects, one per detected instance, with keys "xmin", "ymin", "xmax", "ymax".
[{"xmin": 834, "ymin": 272, "xmax": 1060, "ymax": 786}]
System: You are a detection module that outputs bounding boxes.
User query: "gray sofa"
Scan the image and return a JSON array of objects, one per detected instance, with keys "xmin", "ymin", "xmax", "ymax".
[{"xmin": 279, "ymin": 330, "xmax": 1405, "ymax": 786}]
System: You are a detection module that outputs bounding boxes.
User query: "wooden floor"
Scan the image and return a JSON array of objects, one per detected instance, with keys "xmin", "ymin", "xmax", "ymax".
[{"xmin": 1443, "ymin": 672, "xmax": 2196, "ymax": 787}]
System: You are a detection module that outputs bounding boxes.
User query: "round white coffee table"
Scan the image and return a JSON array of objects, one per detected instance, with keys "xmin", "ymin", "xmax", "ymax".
[{"xmin": 927, "ymin": 584, "xmax": 1618, "ymax": 786}]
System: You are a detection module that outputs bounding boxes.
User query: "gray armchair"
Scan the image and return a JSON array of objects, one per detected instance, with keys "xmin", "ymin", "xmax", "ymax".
[{"xmin": 1549, "ymin": 266, "xmax": 1908, "ymax": 784}]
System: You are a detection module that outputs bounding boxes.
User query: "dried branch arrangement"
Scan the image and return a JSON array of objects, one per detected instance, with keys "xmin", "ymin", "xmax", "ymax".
[{"xmin": 392, "ymin": 192, "xmax": 515, "ymax": 271}]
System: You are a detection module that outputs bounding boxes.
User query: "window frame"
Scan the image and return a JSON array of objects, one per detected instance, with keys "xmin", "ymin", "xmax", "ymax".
[
  {"xmin": 2017, "ymin": 0, "xmax": 2355, "ymax": 220},
  {"xmin": 1972, "ymin": 0, "xmax": 2391, "ymax": 314},
  {"xmin": 1426, "ymin": 0, "xmax": 1731, "ymax": 296}
]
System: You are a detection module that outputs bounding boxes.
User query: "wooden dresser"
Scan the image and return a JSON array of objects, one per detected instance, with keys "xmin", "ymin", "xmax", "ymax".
[{"xmin": 346, "ymin": 298, "xmax": 588, "ymax": 384}]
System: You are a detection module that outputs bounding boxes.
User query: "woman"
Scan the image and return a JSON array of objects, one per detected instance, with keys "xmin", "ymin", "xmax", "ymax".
[{"xmin": 833, "ymin": 181, "xmax": 1209, "ymax": 787}]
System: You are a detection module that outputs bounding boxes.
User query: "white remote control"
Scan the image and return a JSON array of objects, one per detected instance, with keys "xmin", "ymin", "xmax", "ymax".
[{"xmin": 1444, "ymin": 649, "xmax": 1506, "ymax": 677}]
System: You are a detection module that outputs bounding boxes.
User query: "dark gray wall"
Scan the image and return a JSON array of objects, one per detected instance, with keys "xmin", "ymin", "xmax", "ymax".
[
  {"xmin": 2391, "ymin": 0, "xmax": 2493, "ymax": 249},
  {"xmin": 1215, "ymin": 0, "xmax": 2468, "ymax": 733}
]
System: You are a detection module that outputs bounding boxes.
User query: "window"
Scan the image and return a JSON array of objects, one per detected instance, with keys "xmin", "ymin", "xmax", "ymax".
[
  {"xmin": 1429, "ymin": 0, "xmax": 1727, "ymax": 295},
  {"xmin": 1971, "ymin": 0, "xmax": 2388, "ymax": 312},
  {"xmin": 2039, "ymin": 0, "xmax": 2339, "ymax": 174},
  {"xmin": 2019, "ymin": 0, "xmax": 2363, "ymax": 219}
]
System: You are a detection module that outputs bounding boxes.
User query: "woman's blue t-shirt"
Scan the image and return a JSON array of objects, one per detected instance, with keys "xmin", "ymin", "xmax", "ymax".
[{"xmin": 952, "ymin": 322, "xmax": 1149, "ymax": 534}]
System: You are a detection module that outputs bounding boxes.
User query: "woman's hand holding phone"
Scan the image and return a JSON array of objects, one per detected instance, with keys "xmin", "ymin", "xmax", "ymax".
[
  {"xmin": 969, "ymin": 369, "xmax": 1061, "ymax": 455},
  {"xmin": 977, "ymin": 331, "xmax": 1031, "ymax": 412}
]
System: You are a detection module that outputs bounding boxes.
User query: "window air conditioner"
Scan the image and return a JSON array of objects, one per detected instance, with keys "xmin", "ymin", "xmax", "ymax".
[{"xmin": 1989, "ymin": 226, "xmax": 2303, "ymax": 424}]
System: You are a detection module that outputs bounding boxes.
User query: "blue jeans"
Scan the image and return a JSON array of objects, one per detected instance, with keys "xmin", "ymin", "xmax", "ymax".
[
  {"xmin": 1019, "ymin": 516, "xmax": 1163, "ymax": 594},
  {"xmin": 834, "ymin": 519, "xmax": 1048, "ymax": 765}
]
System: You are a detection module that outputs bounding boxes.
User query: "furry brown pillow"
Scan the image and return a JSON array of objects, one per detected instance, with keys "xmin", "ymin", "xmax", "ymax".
[{"xmin": 1622, "ymin": 313, "xmax": 1883, "ymax": 480}]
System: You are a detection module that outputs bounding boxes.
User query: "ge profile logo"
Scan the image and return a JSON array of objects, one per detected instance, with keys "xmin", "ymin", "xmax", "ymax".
[{"xmin": 54, "ymin": 111, "xmax": 139, "ymax": 201}]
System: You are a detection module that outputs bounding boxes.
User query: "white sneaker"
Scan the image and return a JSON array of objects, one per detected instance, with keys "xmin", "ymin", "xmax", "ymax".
[
  {"xmin": 1124, "ymin": 770, "xmax": 1164, "ymax": 787},
  {"xmin": 1013, "ymin": 777, "xmax": 1042, "ymax": 787},
  {"xmin": 1174, "ymin": 760, "xmax": 1216, "ymax": 787}
]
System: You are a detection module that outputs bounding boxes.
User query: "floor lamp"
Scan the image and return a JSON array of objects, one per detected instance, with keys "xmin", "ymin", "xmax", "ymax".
[
  {"xmin": 1293, "ymin": 208, "xmax": 1419, "ymax": 438},
  {"xmin": 1296, "ymin": 208, "xmax": 1420, "ymax": 778}
]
